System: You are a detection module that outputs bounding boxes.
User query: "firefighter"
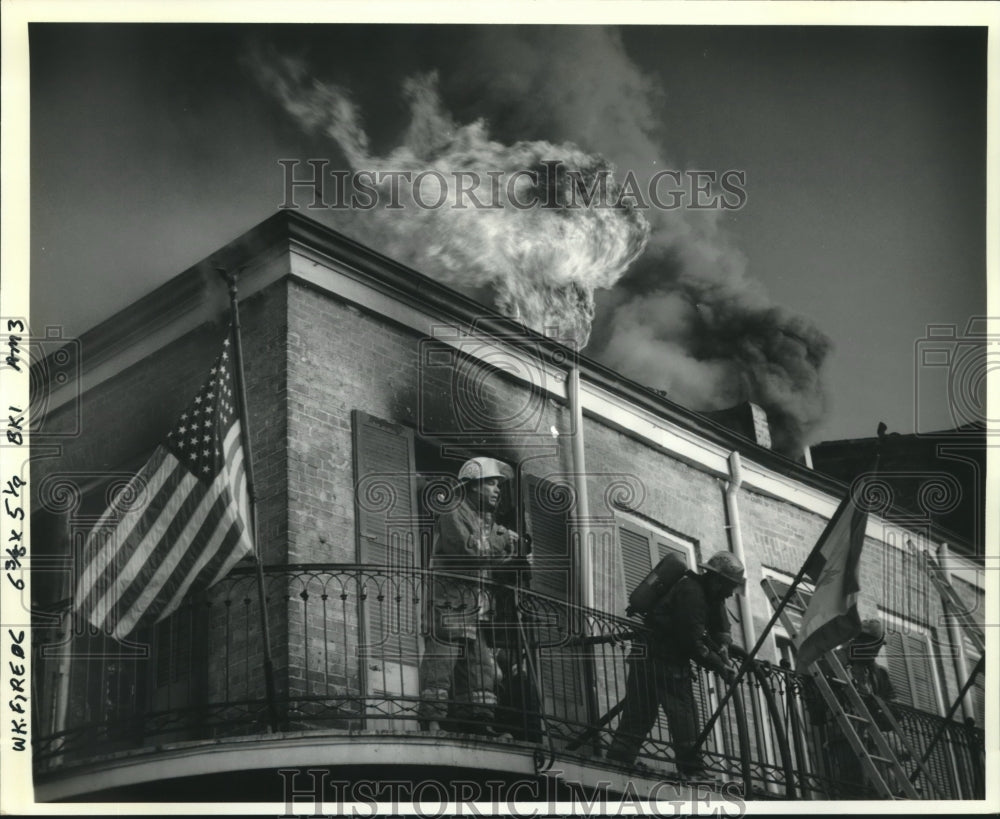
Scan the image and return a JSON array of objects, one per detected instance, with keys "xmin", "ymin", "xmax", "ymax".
[
  {"xmin": 606, "ymin": 551, "xmax": 745, "ymax": 776},
  {"xmin": 418, "ymin": 456, "xmax": 522, "ymax": 736}
]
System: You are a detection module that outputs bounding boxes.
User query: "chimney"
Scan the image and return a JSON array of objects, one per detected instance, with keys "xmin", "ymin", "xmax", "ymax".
[{"xmin": 703, "ymin": 401, "xmax": 772, "ymax": 449}]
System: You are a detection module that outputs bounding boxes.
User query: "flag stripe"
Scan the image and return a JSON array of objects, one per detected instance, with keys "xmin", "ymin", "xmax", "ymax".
[
  {"xmin": 113, "ymin": 473, "xmax": 239, "ymax": 637},
  {"xmin": 224, "ymin": 423, "xmax": 251, "ymax": 540},
  {"xmin": 95, "ymin": 460, "xmax": 207, "ymax": 623},
  {"xmin": 207, "ymin": 517, "xmax": 253, "ymax": 587},
  {"xmin": 89, "ymin": 466, "xmax": 199, "ymax": 631},
  {"xmin": 73, "ymin": 447, "xmax": 172, "ymax": 608},
  {"xmin": 158, "ymin": 496, "xmax": 248, "ymax": 623}
]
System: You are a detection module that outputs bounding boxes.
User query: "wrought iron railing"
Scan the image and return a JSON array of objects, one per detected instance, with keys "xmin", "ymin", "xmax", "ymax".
[{"xmin": 32, "ymin": 564, "xmax": 984, "ymax": 800}]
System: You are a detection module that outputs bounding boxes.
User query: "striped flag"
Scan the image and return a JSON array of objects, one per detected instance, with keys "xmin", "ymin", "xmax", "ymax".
[
  {"xmin": 795, "ymin": 489, "xmax": 868, "ymax": 669},
  {"xmin": 74, "ymin": 331, "xmax": 254, "ymax": 639}
]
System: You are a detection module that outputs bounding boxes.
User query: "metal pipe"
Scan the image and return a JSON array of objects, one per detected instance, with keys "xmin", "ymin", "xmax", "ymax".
[
  {"xmin": 568, "ymin": 364, "xmax": 593, "ymax": 609},
  {"xmin": 725, "ymin": 451, "xmax": 778, "ymax": 781},
  {"xmin": 725, "ymin": 451, "xmax": 756, "ymax": 648},
  {"xmin": 567, "ymin": 362, "xmax": 600, "ymax": 749}
]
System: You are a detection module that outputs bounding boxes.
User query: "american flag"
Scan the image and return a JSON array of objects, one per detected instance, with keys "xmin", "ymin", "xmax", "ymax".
[{"xmin": 74, "ymin": 331, "xmax": 254, "ymax": 639}]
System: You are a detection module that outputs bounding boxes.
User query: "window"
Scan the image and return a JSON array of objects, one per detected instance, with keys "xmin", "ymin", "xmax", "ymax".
[{"xmin": 759, "ymin": 569, "xmax": 816, "ymax": 654}]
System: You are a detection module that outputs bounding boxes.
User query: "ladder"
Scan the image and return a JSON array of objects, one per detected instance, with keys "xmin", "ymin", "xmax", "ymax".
[
  {"xmin": 762, "ymin": 580, "xmax": 931, "ymax": 799},
  {"xmin": 925, "ymin": 553, "xmax": 985, "ymax": 656}
]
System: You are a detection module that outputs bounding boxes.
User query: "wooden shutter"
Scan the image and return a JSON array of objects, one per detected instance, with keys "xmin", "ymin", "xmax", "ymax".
[
  {"xmin": 525, "ymin": 475, "xmax": 572, "ymax": 602},
  {"xmin": 352, "ymin": 411, "xmax": 418, "ymax": 565},
  {"xmin": 351, "ymin": 411, "xmax": 420, "ymax": 709},
  {"xmin": 884, "ymin": 630, "xmax": 958, "ymax": 795},
  {"xmin": 884, "ymin": 630, "xmax": 939, "ymax": 713},
  {"xmin": 618, "ymin": 523, "xmax": 653, "ymax": 621},
  {"xmin": 524, "ymin": 474, "xmax": 585, "ymax": 729}
]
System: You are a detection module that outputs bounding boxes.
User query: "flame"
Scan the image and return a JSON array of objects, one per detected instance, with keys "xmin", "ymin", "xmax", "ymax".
[{"xmin": 251, "ymin": 52, "xmax": 649, "ymax": 348}]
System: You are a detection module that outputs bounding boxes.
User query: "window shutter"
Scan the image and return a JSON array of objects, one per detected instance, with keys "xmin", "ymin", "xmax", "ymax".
[
  {"xmin": 884, "ymin": 631, "xmax": 912, "ymax": 704},
  {"xmin": 618, "ymin": 524, "xmax": 653, "ymax": 620},
  {"xmin": 884, "ymin": 630, "xmax": 939, "ymax": 714},
  {"xmin": 351, "ymin": 411, "xmax": 420, "ymax": 698},
  {"xmin": 524, "ymin": 475, "xmax": 571, "ymax": 601},
  {"xmin": 352, "ymin": 410, "xmax": 418, "ymax": 566},
  {"xmin": 906, "ymin": 633, "xmax": 940, "ymax": 714},
  {"xmin": 524, "ymin": 474, "xmax": 585, "ymax": 728},
  {"xmin": 885, "ymin": 630, "xmax": 957, "ymax": 794}
]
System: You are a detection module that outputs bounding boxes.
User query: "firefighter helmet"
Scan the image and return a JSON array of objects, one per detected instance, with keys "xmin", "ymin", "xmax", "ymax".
[
  {"xmin": 699, "ymin": 551, "xmax": 746, "ymax": 589},
  {"xmin": 457, "ymin": 457, "xmax": 512, "ymax": 484}
]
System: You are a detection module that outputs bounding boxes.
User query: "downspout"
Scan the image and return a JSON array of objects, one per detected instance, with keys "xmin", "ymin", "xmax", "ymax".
[
  {"xmin": 568, "ymin": 363, "xmax": 600, "ymax": 751},
  {"xmin": 568, "ymin": 365, "xmax": 594, "ymax": 610},
  {"xmin": 938, "ymin": 542, "xmax": 975, "ymax": 722},
  {"xmin": 725, "ymin": 451, "xmax": 779, "ymax": 789},
  {"xmin": 725, "ymin": 451, "xmax": 756, "ymax": 648}
]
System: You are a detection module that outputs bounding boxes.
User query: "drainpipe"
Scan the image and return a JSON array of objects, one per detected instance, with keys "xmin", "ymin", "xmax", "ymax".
[
  {"xmin": 725, "ymin": 450, "xmax": 779, "ymax": 789},
  {"xmin": 938, "ymin": 542, "xmax": 975, "ymax": 722},
  {"xmin": 567, "ymin": 363, "xmax": 600, "ymax": 750},
  {"xmin": 568, "ymin": 364, "xmax": 593, "ymax": 610},
  {"xmin": 725, "ymin": 451, "xmax": 756, "ymax": 649}
]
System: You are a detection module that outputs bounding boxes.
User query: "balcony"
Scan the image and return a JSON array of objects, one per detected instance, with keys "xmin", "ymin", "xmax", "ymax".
[{"xmin": 32, "ymin": 564, "xmax": 984, "ymax": 802}]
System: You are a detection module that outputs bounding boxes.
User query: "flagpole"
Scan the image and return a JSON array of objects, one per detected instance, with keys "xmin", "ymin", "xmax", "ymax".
[
  {"xmin": 693, "ymin": 426, "xmax": 887, "ymax": 750},
  {"xmin": 221, "ymin": 269, "xmax": 280, "ymax": 733}
]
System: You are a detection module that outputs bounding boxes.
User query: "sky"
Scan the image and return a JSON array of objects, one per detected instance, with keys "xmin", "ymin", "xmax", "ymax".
[{"xmin": 24, "ymin": 17, "xmax": 990, "ymax": 455}]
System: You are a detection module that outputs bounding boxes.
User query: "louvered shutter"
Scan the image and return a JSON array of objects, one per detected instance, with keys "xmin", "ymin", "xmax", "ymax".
[
  {"xmin": 352, "ymin": 411, "xmax": 420, "ymax": 707},
  {"xmin": 618, "ymin": 523, "xmax": 653, "ymax": 621},
  {"xmin": 524, "ymin": 474, "xmax": 585, "ymax": 731},
  {"xmin": 884, "ymin": 631, "xmax": 939, "ymax": 713},
  {"xmin": 884, "ymin": 630, "xmax": 957, "ymax": 794}
]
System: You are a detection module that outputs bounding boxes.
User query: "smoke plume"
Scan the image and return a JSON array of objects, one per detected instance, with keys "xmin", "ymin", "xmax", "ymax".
[
  {"xmin": 250, "ymin": 30, "xmax": 831, "ymax": 454},
  {"xmin": 439, "ymin": 28, "xmax": 831, "ymax": 454},
  {"xmin": 250, "ymin": 49, "xmax": 649, "ymax": 347}
]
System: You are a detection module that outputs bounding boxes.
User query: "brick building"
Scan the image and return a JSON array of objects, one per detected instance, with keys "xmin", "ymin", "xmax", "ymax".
[{"xmin": 29, "ymin": 211, "xmax": 985, "ymax": 804}]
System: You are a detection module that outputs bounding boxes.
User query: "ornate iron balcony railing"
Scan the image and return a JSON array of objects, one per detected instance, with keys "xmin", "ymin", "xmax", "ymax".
[{"xmin": 31, "ymin": 563, "xmax": 984, "ymax": 800}]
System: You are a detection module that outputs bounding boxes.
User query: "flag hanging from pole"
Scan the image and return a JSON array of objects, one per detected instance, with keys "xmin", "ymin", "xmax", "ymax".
[
  {"xmin": 795, "ymin": 488, "xmax": 868, "ymax": 669},
  {"xmin": 74, "ymin": 331, "xmax": 254, "ymax": 639}
]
